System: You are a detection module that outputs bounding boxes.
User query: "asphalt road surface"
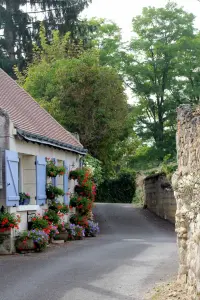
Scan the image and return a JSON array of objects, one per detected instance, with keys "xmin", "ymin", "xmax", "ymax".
[{"xmin": 0, "ymin": 204, "xmax": 178, "ymax": 300}]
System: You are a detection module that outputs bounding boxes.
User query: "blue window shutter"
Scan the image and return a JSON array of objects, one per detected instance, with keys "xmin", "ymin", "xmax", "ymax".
[
  {"xmin": 63, "ymin": 160, "xmax": 69, "ymax": 204},
  {"xmin": 51, "ymin": 158, "xmax": 57, "ymax": 187},
  {"xmin": 5, "ymin": 150, "xmax": 20, "ymax": 207},
  {"xmin": 36, "ymin": 156, "xmax": 47, "ymax": 206}
]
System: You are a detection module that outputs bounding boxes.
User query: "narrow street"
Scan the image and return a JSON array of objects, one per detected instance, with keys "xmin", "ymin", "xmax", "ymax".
[{"xmin": 0, "ymin": 204, "xmax": 177, "ymax": 300}]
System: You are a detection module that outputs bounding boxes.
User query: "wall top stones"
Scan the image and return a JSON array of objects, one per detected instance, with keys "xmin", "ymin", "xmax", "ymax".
[{"xmin": 176, "ymin": 104, "xmax": 200, "ymax": 175}]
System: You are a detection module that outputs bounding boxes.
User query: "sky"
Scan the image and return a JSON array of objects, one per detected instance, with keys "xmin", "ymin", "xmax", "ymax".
[{"xmin": 82, "ymin": 0, "xmax": 200, "ymax": 41}]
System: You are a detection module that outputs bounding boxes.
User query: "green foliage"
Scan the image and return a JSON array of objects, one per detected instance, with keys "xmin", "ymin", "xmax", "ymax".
[
  {"xmin": 0, "ymin": 212, "xmax": 20, "ymax": 229},
  {"xmin": 160, "ymin": 155, "xmax": 177, "ymax": 181},
  {"xmin": 0, "ymin": 0, "xmax": 92, "ymax": 76},
  {"xmin": 83, "ymin": 154, "xmax": 103, "ymax": 186},
  {"xmin": 97, "ymin": 170, "xmax": 136, "ymax": 203},
  {"xmin": 46, "ymin": 159, "xmax": 65, "ymax": 177},
  {"xmin": 18, "ymin": 28, "xmax": 128, "ymax": 164},
  {"xmin": 49, "ymin": 202, "xmax": 69, "ymax": 214},
  {"xmin": 69, "ymin": 167, "xmax": 96, "ymax": 216},
  {"xmin": 82, "ymin": 18, "xmax": 123, "ymax": 68},
  {"xmin": 46, "ymin": 184, "xmax": 64, "ymax": 200},
  {"xmin": 69, "ymin": 214, "xmax": 89, "ymax": 228},
  {"xmin": 122, "ymin": 2, "xmax": 196, "ymax": 159},
  {"xmin": 16, "ymin": 230, "xmax": 49, "ymax": 251},
  {"xmin": 31, "ymin": 216, "xmax": 49, "ymax": 230},
  {"xmin": 43, "ymin": 209, "xmax": 60, "ymax": 225}
]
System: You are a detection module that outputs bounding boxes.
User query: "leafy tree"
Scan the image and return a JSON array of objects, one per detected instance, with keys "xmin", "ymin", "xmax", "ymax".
[
  {"xmin": 82, "ymin": 18, "xmax": 123, "ymax": 68},
  {"xmin": 18, "ymin": 29, "xmax": 128, "ymax": 164},
  {"xmin": 175, "ymin": 34, "xmax": 200, "ymax": 104},
  {"xmin": 0, "ymin": 0, "xmax": 92, "ymax": 75},
  {"xmin": 123, "ymin": 2, "xmax": 196, "ymax": 158}
]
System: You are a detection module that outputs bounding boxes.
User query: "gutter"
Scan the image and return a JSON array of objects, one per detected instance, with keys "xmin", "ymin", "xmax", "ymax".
[{"xmin": 17, "ymin": 129, "xmax": 87, "ymax": 155}]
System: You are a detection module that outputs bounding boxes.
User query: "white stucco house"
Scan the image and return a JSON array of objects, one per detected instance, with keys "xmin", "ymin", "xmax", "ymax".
[{"xmin": 0, "ymin": 68, "xmax": 87, "ymax": 231}]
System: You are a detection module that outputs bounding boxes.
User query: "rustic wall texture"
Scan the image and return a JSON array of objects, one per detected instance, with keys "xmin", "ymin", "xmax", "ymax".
[
  {"xmin": 144, "ymin": 174, "xmax": 176, "ymax": 224},
  {"xmin": 172, "ymin": 104, "xmax": 200, "ymax": 299}
]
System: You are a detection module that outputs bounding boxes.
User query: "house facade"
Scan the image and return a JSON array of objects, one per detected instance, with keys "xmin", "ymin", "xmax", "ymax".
[{"xmin": 0, "ymin": 69, "xmax": 87, "ymax": 233}]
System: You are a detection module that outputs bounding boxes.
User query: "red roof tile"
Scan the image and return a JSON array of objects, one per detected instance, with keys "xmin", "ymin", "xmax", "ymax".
[{"xmin": 0, "ymin": 69, "xmax": 84, "ymax": 151}]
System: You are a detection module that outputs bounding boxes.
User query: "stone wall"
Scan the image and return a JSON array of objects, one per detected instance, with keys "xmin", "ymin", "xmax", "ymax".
[
  {"xmin": 172, "ymin": 104, "xmax": 200, "ymax": 299},
  {"xmin": 144, "ymin": 173, "xmax": 176, "ymax": 224}
]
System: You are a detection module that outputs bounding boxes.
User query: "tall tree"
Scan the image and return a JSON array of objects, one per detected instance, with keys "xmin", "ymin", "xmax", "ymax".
[
  {"xmin": 123, "ymin": 2, "xmax": 196, "ymax": 158},
  {"xmin": 17, "ymin": 30, "xmax": 128, "ymax": 164},
  {"xmin": 82, "ymin": 18, "xmax": 123, "ymax": 68},
  {"xmin": 0, "ymin": 0, "xmax": 91, "ymax": 75}
]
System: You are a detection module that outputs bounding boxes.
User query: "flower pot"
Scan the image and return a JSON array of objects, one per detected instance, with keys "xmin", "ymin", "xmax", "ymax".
[
  {"xmin": 54, "ymin": 232, "xmax": 68, "ymax": 242},
  {"xmin": 0, "ymin": 229, "xmax": 12, "ymax": 254},
  {"xmin": 23, "ymin": 198, "xmax": 30, "ymax": 205},
  {"xmin": 16, "ymin": 238, "xmax": 35, "ymax": 252},
  {"xmin": 47, "ymin": 173, "xmax": 57, "ymax": 178}
]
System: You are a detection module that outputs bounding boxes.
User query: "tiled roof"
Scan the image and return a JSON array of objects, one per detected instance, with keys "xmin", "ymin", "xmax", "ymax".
[{"xmin": 0, "ymin": 69, "xmax": 85, "ymax": 153}]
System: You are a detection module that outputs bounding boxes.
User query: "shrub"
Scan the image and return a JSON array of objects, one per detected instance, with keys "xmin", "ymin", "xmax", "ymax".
[
  {"xmin": 97, "ymin": 170, "xmax": 136, "ymax": 203},
  {"xmin": 83, "ymin": 154, "xmax": 103, "ymax": 186}
]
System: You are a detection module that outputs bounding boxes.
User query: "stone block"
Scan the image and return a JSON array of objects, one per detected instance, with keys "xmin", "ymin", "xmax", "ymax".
[{"xmin": 0, "ymin": 229, "xmax": 14, "ymax": 254}]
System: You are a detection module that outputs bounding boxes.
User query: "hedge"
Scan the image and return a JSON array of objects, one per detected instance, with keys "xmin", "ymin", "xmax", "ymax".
[{"xmin": 96, "ymin": 171, "xmax": 136, "ymax": 203}]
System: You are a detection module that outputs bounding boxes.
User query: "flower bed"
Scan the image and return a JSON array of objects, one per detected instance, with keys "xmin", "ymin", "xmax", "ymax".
[
  {"xmin": 85, "ymin": 220, "xmax": 100, "ymax": 237},
  {"xmin": 16, "ymin": 230, "xmax": 49, "ymax": 252},
  {"xmin": 69, "ymin": 167, "xmax": 99, "ymax": 238}
]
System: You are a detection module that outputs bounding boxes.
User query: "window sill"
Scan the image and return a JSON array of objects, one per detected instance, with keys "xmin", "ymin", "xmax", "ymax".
[{"xmin": 17, "ymin": 205, "xmax": 40, "ymax": 212}]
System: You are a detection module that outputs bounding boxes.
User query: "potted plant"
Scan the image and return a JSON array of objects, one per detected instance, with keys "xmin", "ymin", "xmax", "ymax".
[
  {"xmin": 48, "ymin": 224, "xmax": 59, "ymax": 243},
  {"xmin": 49, "ymin": 202, "xmax": 69, "ymax": 214},
  {"xmin": 0, "ymin": 212, "xmax": 20, "ymax": 232},
  {"xmin": 46, "ymin": 159, "xmax": 66, "ymax": 177},
  {"xmin": 85, "ymin": 220, "xmax": 100, "ymax": 237},
  {"xmin": 19, "ymin": 192, "xmax": 31, "ymax": 205},
  {"xmin": 46, "ymin": 184, "xmax": 64, "ymax": 201},
  {"xmin": 16, "ymin": 230, "xmax": 49, "ymax": 252},
  {"xmin": 43, "ymin": 209, "xmax": 60, "ymax": 225},
  {"xmin": 31, "ymin": 215, "xmax": 49, "ymax": 230},
  {"xmin": 57, "ymin": 166, "xmax": 66, "ymax": 176},
  {"xmin": 65, "ymin": 223, "xmax": 76, "ymax": 240},
  {"xmin": 74, "ymin": 225, "xmax": 85, "ymax": 240}
]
